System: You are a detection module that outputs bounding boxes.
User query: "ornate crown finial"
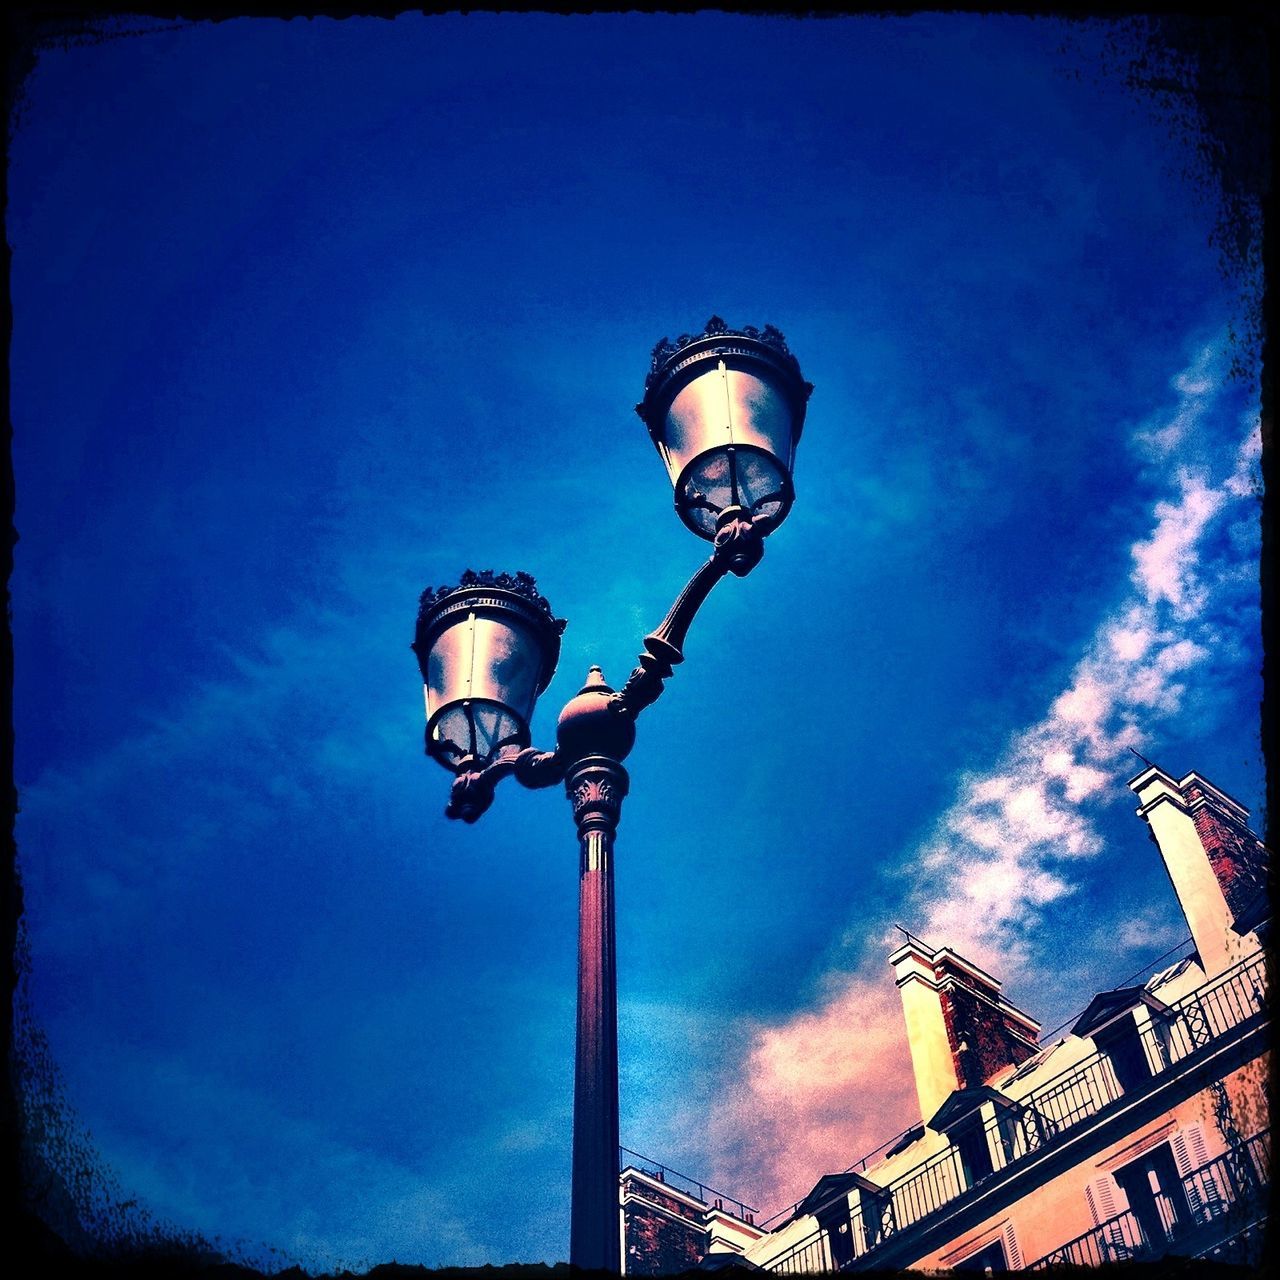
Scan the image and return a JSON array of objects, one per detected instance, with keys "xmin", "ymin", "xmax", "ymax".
[
  {"xmin": 643, "ymin": 317, "xmax": 808, "ymax": 396},
  {"xmin": 415, "ymin": 570, "xmax": 567, "ymax": 635}
]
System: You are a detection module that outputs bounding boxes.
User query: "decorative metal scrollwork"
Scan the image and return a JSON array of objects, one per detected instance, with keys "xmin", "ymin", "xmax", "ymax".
[
  {"xmin": 644, "ymin": 315, "xmax": 808, "ymax": 393},
  {"xmin": 417, "ymin": 568, "xmax": 566, "ymax": 632}
]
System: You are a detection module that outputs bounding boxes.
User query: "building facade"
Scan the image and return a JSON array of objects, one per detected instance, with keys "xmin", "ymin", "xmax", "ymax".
[
  {"xmin": 620, "ymin": 764, "xmax": 1270, "ymax": 1272},
  {"xmin": 620, "ymin": 1160, "xmax": 764, "ymax": 1275}
]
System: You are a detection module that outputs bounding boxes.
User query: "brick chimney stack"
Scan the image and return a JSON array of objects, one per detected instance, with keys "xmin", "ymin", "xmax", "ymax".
[
  {"xmin": 889, "ymin": 936, "xmax": 1040, "ymax": 1124},
  {"xmin": 1129, "ymin": 765, "xmax": 1268, "ymax": 974}
]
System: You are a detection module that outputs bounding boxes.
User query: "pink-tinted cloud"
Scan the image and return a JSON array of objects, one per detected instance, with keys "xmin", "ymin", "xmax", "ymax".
[{"xmin": 706, "ymin": 962, "xmax": 919, "ymax": 1219}]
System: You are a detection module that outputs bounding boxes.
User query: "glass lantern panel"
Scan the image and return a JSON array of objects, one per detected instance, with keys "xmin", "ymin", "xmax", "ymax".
[
  {"xmin": 677, "ymin": 446, "xmax": 790, "ymax": 536},
  {"xmin": 429, "ymin": 704, "xmax": 470, "ymax": 763},
  {"xmin": 679, "ymin": 448, "xmax": 736, "ymax": 535},
  {"xmin": 733, "ymin": 448, "xmax": 789, "ymax": 521},
  {"xmin": 469, "ymin": 701, "xmax": 525, "ymax": 760},
  {"xmin": 430, "ymin": 701, "xmax": 523, "ymax": 765},
  {"xmin": 424, "ymin": 606, "xmax": 546, "ymax": 762},
  {"xmin": 470, "ymin": 611, "xmax": 544, "ymax": 724}
]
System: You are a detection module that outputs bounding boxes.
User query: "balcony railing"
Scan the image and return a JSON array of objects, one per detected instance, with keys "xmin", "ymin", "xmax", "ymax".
[
  {"xmin": 1031, "ymin": 1207, "xmax": 1149, "ymax": 1268},
  {"xmin": 769, "ymin": 1230, "xmax": 832, "ymax": 1274},
  {"xmin": 762, "ymin": 950, "xmax": 1267, "ymax": 1273},
  {"xmin": 1029, "ymin": 1129, "xmax": 1270, "ymax": 1269}
]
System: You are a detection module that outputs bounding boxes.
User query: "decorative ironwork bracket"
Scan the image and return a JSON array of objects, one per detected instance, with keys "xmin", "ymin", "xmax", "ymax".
[
  {"xmin": 610, "ymin": 508, "xmax": 768, "ymax": 720},
  {"xmin": 445, "ymin": 746, "xmax": 566, "ymax": 823}
]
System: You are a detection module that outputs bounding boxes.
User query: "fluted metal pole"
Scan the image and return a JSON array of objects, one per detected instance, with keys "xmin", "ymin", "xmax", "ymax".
[{"xmin": 566, "ymin": 755, "xmax": 629, "ymax": 1272}]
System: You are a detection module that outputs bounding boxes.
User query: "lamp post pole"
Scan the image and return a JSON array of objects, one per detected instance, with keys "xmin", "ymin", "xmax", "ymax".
[
  {"xmin": 413, "ymin": 319, "xmax": 812, "ymax": 1272},
  {"xmin": 567, "ymin": 749, "xmax": 627, "ymax": 1270}
]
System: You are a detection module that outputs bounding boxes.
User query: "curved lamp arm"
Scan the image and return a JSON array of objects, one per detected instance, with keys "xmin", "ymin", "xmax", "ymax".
[{"xmin": 610, "ymin": 508, "xmax": 768, "ymax": 720}]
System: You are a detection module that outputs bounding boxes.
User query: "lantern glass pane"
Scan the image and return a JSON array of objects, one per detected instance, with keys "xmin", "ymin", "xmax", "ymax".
[
  {"xmin": 430, "ymin": 701, "xmax": 524, "ymax": 766},
  {"xmin": 677, "ymin": 448, "xmax": 790, "ymax": 537},
  {"xmin": 471, "ymin": 612, "xmax": 543, "ymax": 721},
  {"xmin": 735, "ymin": 448, "xmax": 789, "ymax": 513},
  {"xmin": 424, "ymin": 607, "xmax": 546, "ymax": 766}
]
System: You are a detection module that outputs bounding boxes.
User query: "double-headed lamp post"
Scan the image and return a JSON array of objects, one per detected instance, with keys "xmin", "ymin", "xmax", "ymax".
[{"xmin": 413, "ymin": 318, "xmax": 812, "ymax": 1271}]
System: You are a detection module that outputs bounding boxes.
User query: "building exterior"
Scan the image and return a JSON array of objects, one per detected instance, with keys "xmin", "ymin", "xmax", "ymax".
[
  {"xmin": 620, "ymin": 764, "xmax": 1270, "ymax": 1273},
  {"xmin": 620, "ymin": 1158, "xmax": 764, "ymax": 1275}
]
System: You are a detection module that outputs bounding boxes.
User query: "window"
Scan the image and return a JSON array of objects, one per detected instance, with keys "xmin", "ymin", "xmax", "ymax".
[
  {"xmin": 1096, "ymin": 1021, "xmax": 1152, "ymax": 1093},
  {"xmin": 1112, "ymin": 1143, "xmax": 1192, "ymax": 1250},
  {"xmin": 993, "ymin": 1107, "xmax": 1021, "ymax": 1164},
  {"xmin": 815, "ymin": 1202, "xmax": 855, "ymax": 1270},
  {"xmin": 857, "ymin": 1186, "xmax": 893, "ymax": 1250},
  {"xmin": 955, "ymin": 1238, "xmax": 1007, "ymax": 1273},
  {"xmin": 1143, "ymin": 1008, "xmax": 1180, "ymax": 1071},
  {"xmin": 953, "ymin": 1121, "xmax": 994, "ymax": 1185},
  {"xmin": 885, "ymin": 1124, "xmax": 924, "ymax": 1158}
]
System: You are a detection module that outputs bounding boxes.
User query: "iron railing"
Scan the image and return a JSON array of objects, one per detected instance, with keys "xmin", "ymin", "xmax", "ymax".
[
  {"xmin": 761, "ymin": 950, "xmax": 1267, "ymax": 1273},
  {"xmin": 1031, "ymin": 1207, "xmax": 1149, "ymax": 1268},
  {"xmin": 1029, "ymin": 1129, "xmax": 1270, "ymax": 1268},
  {"xmin": 619, "ymin": 1146, "xmax": 757, "ymax": 1223},
  {"xmin": 770, "ymin": 1229, "xmax": 832, "ymax": 1274},
  {"xmin": 757, "ymin": 1123, "xmax": 925, "ymax": 1231}
]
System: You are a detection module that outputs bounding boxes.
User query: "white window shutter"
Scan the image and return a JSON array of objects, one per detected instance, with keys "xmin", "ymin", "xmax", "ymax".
[
  {"xmin": 1002, "ymin": 1223, "xmax": 1022, "ymax": 1271},
  {"xmin": 1086, "ymin": 1175, "xmax": 1128, "ymax": 1224},
  {"xmin": 1085, "ymin": 1180, "xmax": 1104, "ymax": 1225},
  {"xmin": 1174, "ymin": 1123, "xmax": 1223, "ymax": 1223},
  {"xmin": 1086, "ymin": 1175, "xmax": 1133, "ymax": 1263},
  {"xmin": 1187, "ymin": 1124, "xmax": 1211, "ymax": 1169}
]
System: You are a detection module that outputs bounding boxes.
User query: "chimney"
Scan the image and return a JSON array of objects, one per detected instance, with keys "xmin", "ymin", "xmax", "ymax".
[
  {"xmin": 1129, "ymin": 765, "xmax": 1269, "ymax": 974},
  {"xmin": 889, "ymin": 935, "xmax": 1040, "ymax": 1124}
]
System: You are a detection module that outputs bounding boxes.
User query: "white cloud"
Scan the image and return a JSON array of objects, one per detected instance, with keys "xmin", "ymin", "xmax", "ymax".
[
  {"xmin": 1224, "ymin": 414, "xmax": 1263, "ymax": 498},
  {"xmin": 1131, "ymin": 342, "xmax": 1221, "ymax": 458},
  {"xmin": 1130, "ymin": 469, "xmax": 1226, "ymax": 616},
  {"xmin": 705, "ymin": 976, "xmax": 920, "ymax": 1221},
  {"xmin": 1115, "ymin": 908, "xmax": 1193, "ymax": 955}
]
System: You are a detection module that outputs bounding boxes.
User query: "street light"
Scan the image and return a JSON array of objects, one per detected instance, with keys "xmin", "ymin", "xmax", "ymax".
[
  {"xmin": 640, "ymin": 315, "xmax": 808, "ymax": 542},
  {"xmin": 413, "ymin": 317, "xmax": 812, "ymax": 1272},
  {"xmin": 415, "ymin": 571, "xmax": 565, "ymax": 773}
]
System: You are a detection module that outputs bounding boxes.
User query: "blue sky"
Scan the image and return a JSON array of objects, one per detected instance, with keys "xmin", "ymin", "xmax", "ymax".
[{"xmin": 8, "ymin": 12, "xmax": 1264, "ymax": 1272}]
